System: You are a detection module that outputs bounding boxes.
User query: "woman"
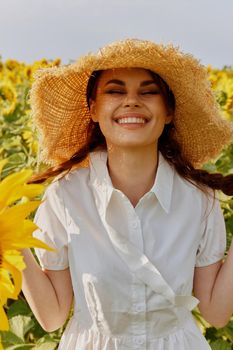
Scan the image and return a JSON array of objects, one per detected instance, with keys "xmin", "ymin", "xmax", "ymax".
[{"xmin": 22, "ymin": 39, "xmax": 233, "ymax": 349}]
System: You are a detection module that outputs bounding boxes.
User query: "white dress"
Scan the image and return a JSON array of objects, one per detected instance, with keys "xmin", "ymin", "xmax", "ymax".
[{"xmin": 33, "ymin": 151, "xmax": 226, "ymax": 349}]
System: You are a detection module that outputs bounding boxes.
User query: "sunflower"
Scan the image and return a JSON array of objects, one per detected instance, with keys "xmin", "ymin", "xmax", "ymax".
[
  {"xmin": 0, "ymin": 82, "xmax": 17, "ymax": 116},
  {"xmin": 0, "ymin": 159, "xmax": 54, "ymax": 332}
]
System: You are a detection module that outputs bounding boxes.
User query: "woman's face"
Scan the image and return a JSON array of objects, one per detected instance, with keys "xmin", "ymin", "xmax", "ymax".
[{"xmin": 89, "ymin": 68, "xmax": 173, "ymax": 150}]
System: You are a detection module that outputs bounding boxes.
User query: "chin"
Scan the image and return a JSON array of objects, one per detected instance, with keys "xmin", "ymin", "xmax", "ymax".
[{"xmin": 107, "ymin": 141, "xmax": 156, "ymax": 150}]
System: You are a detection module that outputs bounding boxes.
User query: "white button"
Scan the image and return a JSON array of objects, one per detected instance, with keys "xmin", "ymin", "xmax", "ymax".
[
  {"xmin": 132, "ymin": 221, "xmax": 138, "ymax": 229},
  {"xmin": 132, "ymin": 304, "xmax": 144, "ymax": 313},
  {"xmin": 133, "ymin": 337, "xmax": 145, "ymax": 345}
]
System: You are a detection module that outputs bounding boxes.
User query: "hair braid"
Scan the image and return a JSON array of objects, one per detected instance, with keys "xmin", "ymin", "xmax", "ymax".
[{"xmin": 159, "ymin": 124, "xmax": 233, "ymax": 196}]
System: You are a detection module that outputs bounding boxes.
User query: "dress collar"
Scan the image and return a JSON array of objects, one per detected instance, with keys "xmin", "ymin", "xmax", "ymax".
[
  {"xmin": 149, "ymin": 152, "xmax": 174, "ymax": 213},
  {"xmin": 89, "ymin": 150, "xmax": 174, "ymax": 214}
]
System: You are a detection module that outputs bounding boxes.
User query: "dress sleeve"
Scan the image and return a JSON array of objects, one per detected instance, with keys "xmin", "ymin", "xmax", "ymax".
[
  {"xmin": 33, "ymin": 181, "xmax": 69, "ymax": 270},
  {"xmin": 195, "ymin": 194, "xmax": 226, "ymax": 267}
]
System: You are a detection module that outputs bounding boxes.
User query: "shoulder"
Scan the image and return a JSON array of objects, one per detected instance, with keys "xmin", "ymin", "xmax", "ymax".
[
  {"xmin": 41, "ymin": 166, "xmax": 89, "ymax": 204},
  {"xmin": 53, "ymin": 166, "xmax": 90, "ymax": 190},
  {"xmin": 172, "ymin": 165, "xmax": 216, "ymax": 216}
]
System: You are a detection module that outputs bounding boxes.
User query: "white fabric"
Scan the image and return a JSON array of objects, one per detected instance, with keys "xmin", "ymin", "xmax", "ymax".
[{"xmin": 33, "ymin": 151, "xmax": 226, "ymax": 349}]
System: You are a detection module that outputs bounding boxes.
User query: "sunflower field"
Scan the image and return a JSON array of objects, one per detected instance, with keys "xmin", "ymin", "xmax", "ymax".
[{"xmin": 0, "ymin": 56, "xmax": 232, "ymax": 349}]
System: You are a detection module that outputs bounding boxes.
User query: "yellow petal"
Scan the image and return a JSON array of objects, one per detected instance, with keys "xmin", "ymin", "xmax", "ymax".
[
  {"xmin": 0, "ymin": 268, "xmax": 14, "ymax": 301},
  {"xmin": 4, "ymin": 235, "xmax": 56, "ymax": 251},
  {"xmin": 0, "ymin": 303, "xmax": 9, "ymax": 331},
  {"xmin": 15, "ymin": 235, "xmax": 56, "ymax": 251},
  {"xmin": 0, "ymin": 217, "xmax": 38, "ymax": 243},
  {"xmin": 3, "ymin": 258, "xmax": 23, "ymax": 299},
  {"xmin": 6, "ymin": 183, "xmax": 44, "ymax": 205},
  {"xmin": 0, "ymin": 169, "xmax": 33, "ymax": 208},
  {"xmin": 23, "ymin": 219, "xmax": 38, "ymax": 232},
  {"xmin": 0, "ymin": 201, "xmax": 41, "ymax": 238},
  {"xmin": 0, "ymin": 168, "xmax": 32, "ymax": 189},
  {"xmin": 4, "ymin": 250, "xmax": 26, "ymax": 271},
  {"xmin": 1, "ymin": 217, "xmax": 55, "ymax": 251}
]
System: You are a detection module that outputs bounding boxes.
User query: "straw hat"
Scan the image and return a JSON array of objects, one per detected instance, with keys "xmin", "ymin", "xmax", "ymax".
[{"xmin": 30, "ymin": 38, "xmax": 233, "ymax": 167}]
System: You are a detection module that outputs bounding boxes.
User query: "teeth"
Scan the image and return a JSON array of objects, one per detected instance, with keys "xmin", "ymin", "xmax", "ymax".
[{"xmin": 117, "ymin": 117, "xmax": 146, "ymax": 124}]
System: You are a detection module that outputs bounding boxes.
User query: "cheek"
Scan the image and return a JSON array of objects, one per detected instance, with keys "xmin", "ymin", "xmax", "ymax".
[
  {"xmin": 152, "ymin": 101, "xmax": 169, "ymax": 119},
  {"xmin": 95, "ymin": 100, "xmax": 119, "ymax": 123}
]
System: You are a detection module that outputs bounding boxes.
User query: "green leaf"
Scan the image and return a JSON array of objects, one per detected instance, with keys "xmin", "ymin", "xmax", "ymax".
[
  {"xmin": 202, "ymin": 162, "xmax": 217, "ymax": 173},
  {"xmin": 4, "ymin": 345, "xmax": 34, "ymax": 350},
  {"xmin": 0, "ymin": 330, "xmax": 24, "ymax": 346},
  {"xmin": 26, "ymin": 320, "xmax": 48, "ymax": 340},
  {"xmin": 216, "ymin": 90, "xmax": 228, "ymax": 107},
  {"xmin": 210, "ymin": 339, "xmax": 232, "ymax": 350},
  {"xmin": 34, "ymin": 342, "xmax": 57, "ymax": 350},
  {"xmin": 223, "ymin": 320, "xmax": 233, "ymax": 342},
  {"xmin": 1, "ymin": 153, "xmax": 27, "ymax": 177},
  {"xmin": 7, "ymin": 300, "xmax": 32, "ymax": 318},
  {"xmin": 9, "ymin": 316, "xmax": 34, "ymax": 341},
  {"xmin": 2, "ymin": 137, "xmax": 22, "ymax": 151},
  {"xmin": 7, "ymin": 152, "xmax": 26, "ymax": 164},
  {"xmin": 205, "ymin": 326, "xmax": 218, "ymax": 341},
  {"xmin": 35, "ymin": 333, "xmax": 58, "ymax": 343}
]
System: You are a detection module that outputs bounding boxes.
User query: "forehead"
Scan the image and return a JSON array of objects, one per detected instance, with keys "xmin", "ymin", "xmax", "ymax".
[{"xmin": 97, "ymin": 67, "xmax": 154, "ymax": 84}]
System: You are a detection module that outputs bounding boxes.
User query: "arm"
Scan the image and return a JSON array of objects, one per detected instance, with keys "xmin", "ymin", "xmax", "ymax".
[
  {"xmin": 22, "ymin": 248, "xmax": 73, "ymax": 332},
  {"xmin": 193, "ymin": 243, "xmax": 233, "ymax": 328}
]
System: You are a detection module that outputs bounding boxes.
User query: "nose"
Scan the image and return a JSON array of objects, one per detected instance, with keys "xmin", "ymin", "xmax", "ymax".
[{"xmin": 123, "ymin": 92, "xmax": 142, "ymax": 108}]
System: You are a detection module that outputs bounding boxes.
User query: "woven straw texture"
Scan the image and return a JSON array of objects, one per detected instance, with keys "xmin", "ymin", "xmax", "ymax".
[{"xmin": 29, "ymin": 39, "xmax": 233, "ymax": 167}]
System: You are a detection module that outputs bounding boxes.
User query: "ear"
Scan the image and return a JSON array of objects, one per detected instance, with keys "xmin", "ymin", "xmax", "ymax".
[
  {"xmin": 165, "ymin": 113, "xmax": 173, "ymax": 125},
  {"xmin": 89, "ymin": 100, "xmax": 98, "ymax": 122}
]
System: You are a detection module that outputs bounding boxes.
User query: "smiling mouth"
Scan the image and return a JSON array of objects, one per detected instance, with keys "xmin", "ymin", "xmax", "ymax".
[
  {"xmin": 117, "ymin": 117, "xmax": 147, "ymax": 124},
  {"xmin": 114, "ymin": 115, "xmax": 149, "ymax": 124}
]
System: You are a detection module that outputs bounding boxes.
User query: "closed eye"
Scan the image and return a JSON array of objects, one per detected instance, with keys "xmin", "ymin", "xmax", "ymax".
[
  {"xmin": 105, "ymin": 89, "xmax": 125, "ymax": 94},
  {"xmin": 141, "ymin": 90, "xmax": 160, "ymax": 95},
  {"xmin": 105, "ymin": 90, "xmax": 160, "ymax": 95}
]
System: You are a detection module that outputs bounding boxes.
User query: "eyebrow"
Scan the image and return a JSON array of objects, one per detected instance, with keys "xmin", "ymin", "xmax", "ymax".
[{"xmin": 104, "ymin": 79, "xmax": 158, "ymax": 87}]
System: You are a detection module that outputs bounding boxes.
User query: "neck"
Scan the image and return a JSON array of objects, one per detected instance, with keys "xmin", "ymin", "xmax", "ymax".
[{"xmin": 107, "ymin": 144, "xmax": 159, "ymax": 207}]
